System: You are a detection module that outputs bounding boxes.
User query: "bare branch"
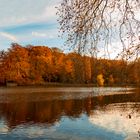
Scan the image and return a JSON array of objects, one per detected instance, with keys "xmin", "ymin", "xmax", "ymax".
[{"xmin": 57, "ymin": 0, "xmax": 140, "ymax": 59}]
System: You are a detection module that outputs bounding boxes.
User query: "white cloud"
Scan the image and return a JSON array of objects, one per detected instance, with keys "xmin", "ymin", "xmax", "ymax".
[
  {"xmin": 97, "ymin": 42, "xmax": 123, "ymax": 59},
  {"xmin": 31, "ymin": 31, "xmax": 57, "ymax": 39},
  {"xmin": 0, "ymin": 32, "xmax": 19, "ymax": 42},
  {"xmin": 1, "ymin": 17, "xmax": 28, "ymax": 26},
  {"xmin": 41, "ymin": 4, "xmax": 60, "ymax": 22},
  {"xmin": 89, "ymin": 103, "xmax": 140, "ymax": 139},
  {"xmin": 0, "ymin": 1, "xmax": 61, "ymax": 27},
  {"xmin": 32, "ymin": 32, "xmax": 47, "ymax": 37}
]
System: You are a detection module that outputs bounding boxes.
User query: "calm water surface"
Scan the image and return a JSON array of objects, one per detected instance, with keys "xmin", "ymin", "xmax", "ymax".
[{"xmin": 0, "ymin": 87, "xmax": 139, "ymax": 140}]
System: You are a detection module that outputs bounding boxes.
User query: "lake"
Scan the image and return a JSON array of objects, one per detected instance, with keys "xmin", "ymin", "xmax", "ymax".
[{"xmin": 0, "ymin": 87, "xmax": 139, "ymax": 140}]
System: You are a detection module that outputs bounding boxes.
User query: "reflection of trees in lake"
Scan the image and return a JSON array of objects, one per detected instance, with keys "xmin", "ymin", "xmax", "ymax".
[{"xmin": 0, "ymin": 92, "xmax": 139, "ymax": 129}]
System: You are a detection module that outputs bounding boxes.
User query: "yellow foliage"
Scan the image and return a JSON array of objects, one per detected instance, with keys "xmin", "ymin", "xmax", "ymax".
[{"xmin": 97, "ymin": 74, "xmax": 104, "ymax": 86}]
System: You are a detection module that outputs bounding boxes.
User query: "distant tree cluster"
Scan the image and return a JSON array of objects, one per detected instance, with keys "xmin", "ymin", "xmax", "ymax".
[{"xmin": 0, "ymin": 43, "xmax": 139, "ymax": 86}]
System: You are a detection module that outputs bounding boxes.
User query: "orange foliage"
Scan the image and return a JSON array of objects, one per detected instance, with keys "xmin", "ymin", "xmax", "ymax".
[{"xmin": 0, "ymin": 44, "xmax": 139, "ymax": 86}]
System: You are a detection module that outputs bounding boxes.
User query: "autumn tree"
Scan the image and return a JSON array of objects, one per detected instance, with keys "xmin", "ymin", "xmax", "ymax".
[
  {"xmin": 0, "ymin": 44, "xmax": 139, "ymax": 86},
  {"xmin": 64, "ymin": 58, "xmax": 75, "ymax": 83},
  {"xmin": 128, "ymin": 59, "xmax": 140, "ymax": 85},
  {"xmin": 51, "ymin": 48, "xmax": 65, "ymax": 82},
  {"xmin": 97, "ymin": 73, "xmax": 104, "ymax": 86},
  {"xmin": 108, "ymin": 74, "xmax": 114, "ymax": 85},
  {"xmin": 67, "ymin": 52, "xmax": 85, "ymax": 83},
  {"xmin": 0, "ymin": 50, "xmax": 7, "ymax": 84},
  {"xmin": 3, "ymin": 43, "xmax": 30, "ymax": 84},
  {"xmin": 27, "ymin": 46, "xmax": 54, "ymax": 83},
  {"xmin": 57, "ymin": 0, "xmax": 140, "ymax": 59}
]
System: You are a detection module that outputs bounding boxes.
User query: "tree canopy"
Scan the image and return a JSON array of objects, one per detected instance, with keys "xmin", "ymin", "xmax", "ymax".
[{"xmin": 0, "ymin": 44, "xmax": 140, "ymax": 86}]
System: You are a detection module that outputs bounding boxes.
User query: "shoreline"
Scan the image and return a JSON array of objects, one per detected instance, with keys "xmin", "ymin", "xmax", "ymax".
[{"xmin": 0, "ymin": 82, "xmax": 138, "ymax": 88}]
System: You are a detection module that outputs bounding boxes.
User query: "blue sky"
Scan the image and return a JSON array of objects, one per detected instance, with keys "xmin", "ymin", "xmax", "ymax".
[
  {"xmin": 0, "ymin": 0, "xmax": 63, "ymax": 50},
  {"xmin": 0, "ymin": 0, "xmax": 139, "ymax": 59}
]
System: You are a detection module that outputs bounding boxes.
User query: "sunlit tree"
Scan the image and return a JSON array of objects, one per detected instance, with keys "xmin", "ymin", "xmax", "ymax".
[
  {"xmin": 97, "ymin": 73, "xmax": 104, "ymax": 86},
  {"xmin": 0, "ymin": 44, "xmax": 139, "ymax": 86},
  {"xmin": 4, "ymin": 43, "xmax": 30, "ymax": 84}
]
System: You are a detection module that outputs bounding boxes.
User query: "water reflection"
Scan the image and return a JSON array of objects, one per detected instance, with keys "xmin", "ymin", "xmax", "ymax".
[
  {"xmin": 0, "ymin": 87, "xmax": 139, "ymax": 140},
  {"xmin": 89, "ymin": 103, "xmax": 140, "ymax": 139}
]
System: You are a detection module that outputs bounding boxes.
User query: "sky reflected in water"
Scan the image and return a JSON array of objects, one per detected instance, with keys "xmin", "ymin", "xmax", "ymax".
[{"xmin": 0, "ymin": 87, "xmax": 139, "ymax": 140}]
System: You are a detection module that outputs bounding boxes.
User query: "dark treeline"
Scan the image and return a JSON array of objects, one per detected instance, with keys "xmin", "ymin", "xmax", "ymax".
[{"xmin": 0, "ymin": 43, "xmax": 140, "ymax": 86}]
